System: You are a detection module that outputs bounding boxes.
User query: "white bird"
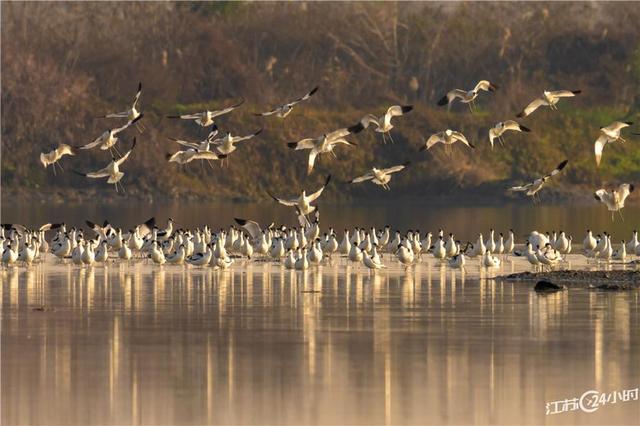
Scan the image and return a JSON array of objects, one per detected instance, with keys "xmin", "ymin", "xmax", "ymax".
[
  {"xmin": 483, "ymin": 251, "xmax": 501, "ymax": 268},
  {"xmin": 347, "ymin": 162, "xmax": 409, "ymax": 190},
  {"xmin": 81, "ymin": 241, "xmax": 95, "ymax": 266},
  {"xmin": 612, "ymin": 241, "xmax": 626, "ymax": 261},
  {"xmin": 363, "ymin": 251, "xmax": 386, "ymax": 271},
  {"xmin": 287, "ymin": 123, "xmax": 363, "ymax": 174},
  {"xmin": 396, "ymin": 245, "xmax": 414, "ymax": 267},
  {"xmin": 255, "ymin": 86, "xmax": 318, "ymax": 118},
  {"xmin": 77, "ymin": 116, "xmax": 142, "ymax": 154},
  {"xmin": 508, "ymin": 160, "xmax": 568, "ymax": 203},
  {"xmin": 583, "ymin": 230, "xmax": 597, "ymax": 252},
  {"xmin": 488, "ymin": 121, "xmax": 531, "ymax": 149},
  {"xmin": 74, "ymin": 138, "xmax": 137, "ymax": 192},
  {"xmin": 516, "ymin": 90, "xmax": 581, "ymax": 118},
  {"xmin": 448, "ymin": 253, "xmax": 466, "ymax": 269},
  {"xmin": 420, "ymin": 129, "xmax": 475, "ymax": 153},
  {"xmin": 211, "ymin": 129, "xmax": 263, "ymax": 156},
  {"xmin": 594, "ymin": 183, "xmax": 634, "ymax": 221},
  {"xmin": 95, "ymin": 241, "xmax": 109, "ymax": 263},
  {"xmin": 118, "ymin": 241, "xmax": 132, "ymax": 261},
  {"xmin": 2, "ymin": 244, "xmax": 18, "ymax": 266},
  {"xmin": 99, "ymin": 82, "xmax": 143, "ymax": 123},
  {"xmin": 594, "ymin": 121, "xmax": 633, "ymax": 166},
  {"xmin": 169, "ymin": 126, "xmax": 220, "ymax": 151},
  {"xmin": 166, "ymin": 148, "xmax": 226, "ymax": 165},
  {"xmin": 268, "ymin": 175, "xmax": 331, "ymax": 217},
  {"xmin": 626, "ymin": 231, "xmax": 639, "ymax": 253},
  {"xmin": 40, "ymin": 144, "xmax": 75, "ymax": 175},
  {"xmin": 359, "ymin": 105, "xmax": 413, "ymax": 144},
  {"xmin": 514, "ymin": 242, "xmax": 540, "ymax": 270},
  {"xmin": 167, "ymin": 99, "xmax": 244, "ymax": 127},
  {"xmin": 437, "ymin": 80, "xmax": 499, "ymax": 112}
]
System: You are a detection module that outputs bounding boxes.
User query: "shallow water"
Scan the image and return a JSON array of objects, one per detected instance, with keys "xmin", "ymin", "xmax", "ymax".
[
  {"xmin": 2, "ymin": 256, "xmax": 639, "ymax": 425},
  {"xmin": 2, "ymin": 201, "xmax": 640, "ymax": 243}
]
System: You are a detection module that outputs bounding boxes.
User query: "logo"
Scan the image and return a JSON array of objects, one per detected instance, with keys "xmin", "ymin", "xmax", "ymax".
[{"xmin": 546, "ymin": 387, "xmax": 639, "ymax": 415}]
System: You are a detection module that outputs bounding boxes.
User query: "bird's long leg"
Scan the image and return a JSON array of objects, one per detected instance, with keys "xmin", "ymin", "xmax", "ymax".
[
  {"xmin": 114, "ymin": 183, "xmax": 119, "ymax": 193},
  {"xmin": 499, "ymin": 136, "xmax": 505, "ymax": 147},
  {"xmin": 619, "ymin": 137, "xmax": 626, "ymax": 144},
  {"xmin": 51, "ymin": 165, "xmax": 57, "ymax": 176},
  {"xmin": 388, "ymin": 132, "xmax": 396, "ymax": 144},
  {"xmin": 113, "ymin": 146, "xmax": 123, "ymax": 157},
  {"xmin": 467, "ymin": 103, "xmax": 473, "ymax": 113},
  {"xmin": 619, "ymin": 209, "xmax": 624, "ymax": 221},
  {"xmin": 381, "ymin": 132, "xmax": 387, "ymax": 144},
  {"xmin": 330, "ymin": 150, "xmax": 337, "ymax": 159},
  {"xmin": 207, "ymin": 160, "xmax": 215, "ymax": 169}
]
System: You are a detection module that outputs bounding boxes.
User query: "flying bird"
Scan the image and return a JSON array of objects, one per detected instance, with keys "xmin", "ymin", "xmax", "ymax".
[
  {"xmin": 211, "ymin": 128, "xmax": 263, "ymax": 156},
  {"xmin": 594, "ymin": 183, "xmax": 634, "ymax": 221},
  {"xmin": 77, "ymin": 115, "xmax": 143, "ymax": 155},
  {"xmin": 488, "ymin": 121, "xmax": 530, "ymax": 149},
  {"xmin": 287, "ymin": 123, "xmax": 363, "ymax": 174},
  {"xmin": 359, "ymin": 105, "xmax": 413, "ymax": 144},
  {"xmin": 594, "ymin": 121, "xmax": 633, "ymax": 166},
  {"xmin": 348, "ymin": 162, "xmax": 410, "ymax": 190},
  {"xmin": 40, "ymin": 144, "xmax": 75, "ymax": 175},
  {"xmin": 167, "ymin": 99, "xmax": 244, "ymax": 127},
  {"xmin": 508, "ymin": 160, "xmax": 568, "ymax": 203},
  {"xmin": 420, "ymin": 129, "xmax": 474, "ymax": 154},
  {"xmin": 255, "ymin": 86, "xmax": 318, "ymax": 118},
  {"xmin": 99, "ymin": 82, "xmax": 143, "ymax": 124},
  {"xmin": 166, "ymin": 148, "xmax": 226, "ymax": 165},
  {"xmin": 437, "ymin": 80, "xmax": 498, "ymax": 112},
  {"xmin": 268, "ymin": 175, "xmax": 331, "ymax": 216},
  {"xmin": 169, "ymin": 125, "xmax": 219, "ymax": 151},
  {"xmin": 516, "ymin": 90, "xmax": 581, "ymax": 118},
  {"xmin": 74, "ymin": 138, "xmax": 137, "ymax": 192}
]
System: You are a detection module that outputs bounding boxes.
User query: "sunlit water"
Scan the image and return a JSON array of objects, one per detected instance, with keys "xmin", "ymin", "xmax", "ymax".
[
  {"xmin": 2, "ymin": 201, "xmax": 640, "ymax": 243},
  {"xmin": 2, "ymin": 255, "xmax": 639, "ymax": 425},
  {"xmin": 1, "ymin": 202, "xmax": 639, "ymax": 425}
]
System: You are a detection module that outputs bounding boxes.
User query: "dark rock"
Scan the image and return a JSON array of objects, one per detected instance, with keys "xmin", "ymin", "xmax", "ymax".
[{"xmin": 534, "ymin": 280, "xmax": 565, "ymax": 293}]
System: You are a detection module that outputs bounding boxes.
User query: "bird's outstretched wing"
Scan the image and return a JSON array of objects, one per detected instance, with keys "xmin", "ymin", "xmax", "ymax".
[
  {"xmin": 517, "ymin": 97, "xmax": 545, "ymax": 118},
  {"xmin": 307, "ymin": 175, "xmax": 332, "ymax": 202},
  {"xmin": 437, "ymin": 89, "xmax": 466, "ymax": 106},
  {"xmin": 234, "ymin": 218, "xmax": 263, "ymax": 241},
  {"xmin": 233, "ymin": 128, "xmax": 263, "ymax": 143},
  {"xmin": 115, "ymin": 138, "xmax": 136, "ymax": 166},
  {"xmin": 594, "ymin": 134, "xmax": 610, "ymax": 167},
  {"xmin": 132, "ymin": 82, "xmax": 142, "ymax": 108},
  {"xmin": 267, "ymin": 191, "xmax": 298, "ymax": 207},
  {"xmin": 549, "ymin": 90, "xmax": 581, "ymax": 98},
  {"xmin": 288, "ymin": 138, "xmax": 318, "ymax": 150},
  {"xmin": 349, "ymin": 171, "xmax": 374, "ymax": 184},
  {"xmin": 421, "ymin": 132, "xmax": 445, "ymax": 151},
  {"xmin": 381, "ymin": 161, "xmax": 410, "ymax": 175},
  {"xmin": 210, "ymin": 98, "xmax": 244, "ymax": 118},
  {"xmin": 474, "ymin": 80, "xmax": 499, "ymax": 92},
  {"xmin": 288, "ymin": 86, "xmax": 319, "ymax": 106},
  {"xmin": 544, "ymin": 160, "xmax": 568, "ymax": 179}
]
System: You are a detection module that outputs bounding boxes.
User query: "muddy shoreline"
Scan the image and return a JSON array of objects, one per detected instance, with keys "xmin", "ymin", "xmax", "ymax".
[{"xmin": 498, "ymin": 269, "xmax": 640, "ymax": 290}]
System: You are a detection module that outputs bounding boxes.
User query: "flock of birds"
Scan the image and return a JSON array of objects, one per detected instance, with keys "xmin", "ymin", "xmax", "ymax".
[
  {"xmin": 38, "ymin": 80, "xmax": 636, "ymax": 220},
  {"xmin": 2, "ymin": 214, "xmax": 640, "ymax": 274}
]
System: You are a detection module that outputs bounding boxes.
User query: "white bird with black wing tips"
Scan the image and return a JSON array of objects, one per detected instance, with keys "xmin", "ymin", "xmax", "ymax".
[
  {"xmin": 594, "ymin": 183, "xmax": 634, "ymax": 221},
  {"xmin": 508, "ymin": 160, "xmax": 568, "ymax": 203},
  {"xmin": 420, "ymin": 129, "xmax": 474, "ymax": 154},
  {"xmin": 348, "ymin": 162, "xmax": 410, "ymax": 190},
  {"xmin": 40, "ymin": 144, "xmax": 75, "ymax": 175},
  {"xmin": 211, "ymin": 128, "xmax": 263, "ymax": 156},
  {"xmin": 594, "ymin": 121, "xmax": 633, "ymax": 166},
  {"xmin": 268, "ymin": 175, "xmax": 331, "ymax": 217},
  {"xmin": 170, "ymin": 125, "xmax": 219, "ymax": 151},
  {"xmin": 73, "ymin": 138, "xmax": 137, "ymax": 193},
  {"xmin": 516, "ymin": 90, "xmax": 581, "ymax": 118},
  {"xmin": 77, "ymin": 115, "xmax": 143, "ymax": 156},
  {"xmin": 359, "ymin": 105, "xmax": 413, "ymax": 144},
  {"xmin": 488, "ymin": 121, "xmax": 530, "ymax": 149},
  {"xmin": 437, "ymin": 80, "xmax": 498, "ymax": 112},
  {"xmin": 167, "ymin": 99, "xmax": 244, "ymax": 127},
  {"xmin": 287, "ymin": 122, "xmax": 364, "ymax": 175},
  {"xmin": 166, "ymin": 148, "xmax": 226, "ymax": 165},
  {"xmin": 255, "ymin": 86, "xmax": 318, "ymax": 118},
  {"xmin": 99, "ymin": 82, "xmax": 143, "ymax": 126}
]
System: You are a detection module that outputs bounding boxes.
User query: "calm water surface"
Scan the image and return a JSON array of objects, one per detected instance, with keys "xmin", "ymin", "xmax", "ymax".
[
  {"xmin": 1, "ymin": 202, "xmax": 639, "ymax": 425},
  {"xmin": 2, "ymin": 257, "xmax": 639, "ymax": 425}
]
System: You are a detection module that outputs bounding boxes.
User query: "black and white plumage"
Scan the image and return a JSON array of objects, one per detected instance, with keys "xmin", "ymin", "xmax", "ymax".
[
  {"xmin": 211, "ymin": 128, "xmax": 263, "ymax": 156},
  {"xmin": 594, "ymin": 121, "xmax": 633, "ymax": 166},
  {"xmin": 255, "ymin": 86, "xmax": 318, "ymax": 118},
  {"xmin": 348, "ymin": 162, "xmax": 410, "ymax": 190},
  {"xmin": 169, "ymin": 125, "xmax": 219, "ymax": 151},
  {"xmin": 488, "ymin": 121, "xmax": 530, "ymax": 149},
  {"xmin": 167, "ymin": 99, "xmax": 244, "ymax": 127},
  {"xmin": 77, "ymin": 115, "xmax": 143, "ymax": 153},
  {"xmin": 420, "ymin": 129, "xmax": 474, "ymax": 153},
  {"xmin": 508, "ymin": 160, "xmax": 568, "ymax": 203},
  {"xmin": 359, "ymin": 105, "xmax": 413, "ymax": 144},
  {"xmin": 74, "ymin": 138, "xmax": 137, "ymax": 192},
  {"xmin": 594, "ymin": 183, "xmax": 634, "ymax": 221},
  {"xmin": 287, "ymin": 123, "xmax": 363, "ymax": 174},
  {"xmin": 166, "ymin": 148, "xmax": 226, "ymax": 165},
  {"xmin": 268, "ymin": 175, "xmax": 331, "ymax": 216},
  {"xmin": 516, "ymin": 90, "xmax": 581, "ymax": 118},
  {"xmin": 100, "ymin": 82, "xmax": 143, "ymax": 123},
  {"xmin": 437, "ymin": 80, "xmax": 498, "ymax": 112},
  {"xmin": 40, "ymin": 144, "xmax": 75, "ymax": 174}
]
